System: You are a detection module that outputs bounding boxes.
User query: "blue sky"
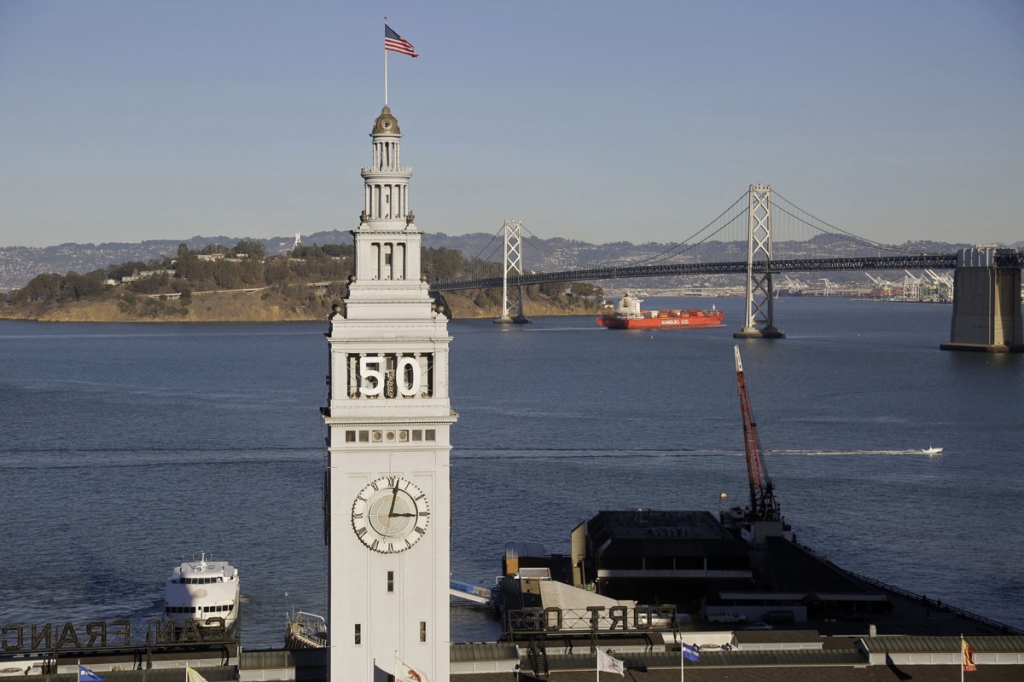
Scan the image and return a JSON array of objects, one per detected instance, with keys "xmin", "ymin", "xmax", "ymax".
[{"xmin": 1, "ymin": 0, "xmax": 1021, "ymax": 248}]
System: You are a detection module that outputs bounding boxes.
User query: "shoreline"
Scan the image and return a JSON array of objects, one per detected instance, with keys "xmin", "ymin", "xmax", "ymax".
[{"xmin": 0, "ymin": 293, "xmax": 604, "ymax": 323}]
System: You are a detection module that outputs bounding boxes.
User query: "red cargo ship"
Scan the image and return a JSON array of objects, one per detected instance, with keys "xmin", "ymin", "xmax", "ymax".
[{"xmin": 597, "ymin": 293, "xmax": 724, "ymax": 330}]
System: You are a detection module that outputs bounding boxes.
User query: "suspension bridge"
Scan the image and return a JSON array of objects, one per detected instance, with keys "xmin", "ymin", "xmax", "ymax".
[{"xmin": 428, "ymin": 185, "xmax": 1023, "ymax": 352}]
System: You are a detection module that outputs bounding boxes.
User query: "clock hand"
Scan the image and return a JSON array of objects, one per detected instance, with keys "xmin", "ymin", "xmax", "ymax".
[{"xmin": 387, "ymin": 483, "xmax": 400, "ymax": 517}]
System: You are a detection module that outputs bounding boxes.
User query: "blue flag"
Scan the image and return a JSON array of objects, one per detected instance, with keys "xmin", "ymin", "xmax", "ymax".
[
  {"xmin": 681, "ymin": 643, "xmax": 700, "ymax": 663},
  {"xmin": 79, "ymin": 665, "xmax": 104, "ymax": 682}
]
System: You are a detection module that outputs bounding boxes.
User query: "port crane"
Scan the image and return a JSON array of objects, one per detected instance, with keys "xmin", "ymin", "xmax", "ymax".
[{"xmin": 734, "ymin": 346, "xmax": 781, "ymax": 523}]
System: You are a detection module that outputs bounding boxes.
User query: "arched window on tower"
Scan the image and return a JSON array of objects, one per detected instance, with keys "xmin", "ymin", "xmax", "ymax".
[{"xmin": 395, "ymin": 243, "xmax": 405, "ymax": 280}]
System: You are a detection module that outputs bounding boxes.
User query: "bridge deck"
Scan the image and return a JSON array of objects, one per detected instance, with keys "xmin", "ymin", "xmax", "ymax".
[{"xmin": 431, "ymin": 255, "xmax": 974, "ymax": 292}]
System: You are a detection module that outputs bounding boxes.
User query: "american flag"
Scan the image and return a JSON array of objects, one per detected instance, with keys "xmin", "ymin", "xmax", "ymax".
[{"xmin": 385, "ymin": 24, "xmax": 418, "ymax": 58}]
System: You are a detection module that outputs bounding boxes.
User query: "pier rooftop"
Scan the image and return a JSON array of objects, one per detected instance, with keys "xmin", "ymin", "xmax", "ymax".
[{"xmin": 10, "ymin": 635, "xmax": 1024, "ymax": 681}]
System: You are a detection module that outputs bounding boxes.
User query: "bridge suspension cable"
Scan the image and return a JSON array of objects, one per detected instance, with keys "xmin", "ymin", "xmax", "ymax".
[
  {"xmin": 771, "ymin": 191, "xmax": 932, "ymax": 257},
  {"xmin": 459, "ymin": 226, "xmax": 504, "ymax": 281},
  {"xmin": 628, "ymin": 191, "xmax": 749, "ymax": 266},
  {"xmin": 517, "ymin": 223, "xmax": 565, "ymax": 265}
]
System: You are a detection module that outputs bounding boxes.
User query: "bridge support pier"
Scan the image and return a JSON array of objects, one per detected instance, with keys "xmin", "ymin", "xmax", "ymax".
[
  {"xmin": 940, "ymin": 247, "xmax": 1023, "ymax": 353},
  {"xmin": 494, "ymin": 220, "xmax": 532, "ymax": 324},
  {"xmin": 734, "ymin": 184, "xmax": 785, "ymax": 339}
]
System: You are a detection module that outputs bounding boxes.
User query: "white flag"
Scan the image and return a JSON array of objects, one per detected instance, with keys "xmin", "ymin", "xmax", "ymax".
[
  {"xmin": 186, "ymin": 667, "xmax": 208, "ymax": 682},
  {"xmin": 596, "ymin": 649, "xmax": 625, "ymax": 675},
  {"xmin": 395, "ymin": 655, "xmax": 429, "ymax": 682}
]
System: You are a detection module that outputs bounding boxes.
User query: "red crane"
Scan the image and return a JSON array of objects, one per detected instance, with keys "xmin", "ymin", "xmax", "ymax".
[{"xmin": 734, "ymin": 346, "xmax": 781, "ymax": 522}]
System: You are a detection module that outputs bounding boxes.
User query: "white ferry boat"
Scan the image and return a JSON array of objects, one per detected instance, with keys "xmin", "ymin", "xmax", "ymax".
[{"xmin": 164, "ymin": 552, "xmax": 240, "ymax": 628}]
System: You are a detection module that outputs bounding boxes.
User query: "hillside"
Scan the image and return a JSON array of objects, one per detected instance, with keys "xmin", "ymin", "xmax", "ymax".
[{"xmin": 0, "ymin": 241, "xmax": 604, "ymax": 323}]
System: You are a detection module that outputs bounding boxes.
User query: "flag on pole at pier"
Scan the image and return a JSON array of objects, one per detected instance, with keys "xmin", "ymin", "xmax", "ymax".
[
  {"xmin": 186, "ymin": 666, "xmax": 209, "ymax": 682},
  {"xmin": 962, "ymin": 636, "xmax": 977, "ymax": 672},
  {"xmin": 681, "ymin": 642, "xmax": 701, "ymax": 663},
  {"xmin": 385, "ymin": 24, "xmax": 418, "ymax": 57},
  {"xmin": 395, "ymin": 655, "xmax": 429, "ymax": 682},
  {"xmin": 78, "ymin": 664, "xmax": 104, "ymax": 682},
  {"xmin": 596, "ymin": 649, "xmax": 625, "ymax": 675}
]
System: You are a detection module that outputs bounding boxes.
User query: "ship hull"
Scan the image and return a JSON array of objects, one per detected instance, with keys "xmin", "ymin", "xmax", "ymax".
[{"xmin": 597, "ymin": 310, "xmax": 724, "ymax": 330}]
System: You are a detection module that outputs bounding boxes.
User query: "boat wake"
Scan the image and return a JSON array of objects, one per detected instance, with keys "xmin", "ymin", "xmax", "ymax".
[
  {"xmin": 452, "ymin": 448, "xmax": 946, "ymax": 461},
  {"xmin": 769, "ymin": 449, "xmax": 939, "ymax": 456}
]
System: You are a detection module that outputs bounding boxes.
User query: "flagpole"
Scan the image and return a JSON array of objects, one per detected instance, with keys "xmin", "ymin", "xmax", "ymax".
[
  {"xmin": 961, "ymin": 634, "xmax": 964, "ymax": 682},
  {"xmin": 383, "ymin": 16, "xmax": 388, "ymax": 105}
]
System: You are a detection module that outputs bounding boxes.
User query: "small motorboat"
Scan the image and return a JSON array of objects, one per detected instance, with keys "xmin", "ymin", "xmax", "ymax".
[{"xmin": 922, "ymin": 446, "xmax": 943, "ymax": 455}]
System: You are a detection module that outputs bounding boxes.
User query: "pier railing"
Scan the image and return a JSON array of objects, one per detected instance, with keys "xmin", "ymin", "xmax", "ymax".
[{"xmin": 842, "ymin": 568, "xmax": 1024, "ymax": 636}]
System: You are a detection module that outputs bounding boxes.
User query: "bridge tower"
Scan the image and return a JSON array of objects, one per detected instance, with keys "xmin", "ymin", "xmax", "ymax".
[
  {"xmin": 734, "ymin": 184, "xmax": 785, "ymax": 339},
  {"xmin": 494, "ymin": 219, "xmax": 531, "ymax": 324},
  {"xmin": 323, "ymin": 105, "xmax": 457, "ymax": 682},
  {"xmin": 941, "ymin": 246, "xmax": 1023, "ymax": 352}
]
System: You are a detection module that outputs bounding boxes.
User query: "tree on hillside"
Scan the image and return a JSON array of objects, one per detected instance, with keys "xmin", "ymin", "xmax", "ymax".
[
  {"xmin": 60, "ymin": 270, "xmax": 108, "ymax": 301},
  {"xmin": 232, "ymin": 239, "xmax": 267, "ymax": 259},
  {"xmin": 8, "ymin": 270, "xmax": 109, "ymax": 304},
  {"xmin": 173, "ymin": 247, "xmax": 199, "ymax": 281},
  {"xmin": 291, "ymin": 243, "xmax": 353, "ymax": 260},
  {"xmin": 107, "ymin": 261, "xmax": 148, "ymax": 281},
  {"xmin": 10, "ymin": 273, "xmax": 65, "ymax": 303},
  {"xmin": 322, "ymin": 244, "xmax": 352, "ymax": 258},
  {"xmin": 569, "ymin": 282, "xmax": 602, "ymax": 298},
  {"xmin": 128, "ymin": 271, "xmax": 170, "ymax": 294},
  {"xmin": 422, "ymin": 247, "xmax": 466, "ymax": 281},
  {"xmin": 264, "ymin": 257, "xmax": 294, "ymax": 286}
]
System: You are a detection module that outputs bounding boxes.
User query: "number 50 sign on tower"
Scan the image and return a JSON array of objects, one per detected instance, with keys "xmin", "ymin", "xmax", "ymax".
[{"xmin": 348, "ymin": 353, "xmax": 432, "ymax": 398}]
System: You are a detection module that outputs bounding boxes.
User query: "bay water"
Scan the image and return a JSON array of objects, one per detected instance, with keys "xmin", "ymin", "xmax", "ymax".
[{"xmin": 1, "ymin": 296, "xmax": 1022, "ymax": 648}]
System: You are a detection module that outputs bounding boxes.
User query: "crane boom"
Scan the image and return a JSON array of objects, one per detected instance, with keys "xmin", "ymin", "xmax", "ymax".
[{"xmin": 734, "ymin": 346, "xmax": 780, "ymax": 522}]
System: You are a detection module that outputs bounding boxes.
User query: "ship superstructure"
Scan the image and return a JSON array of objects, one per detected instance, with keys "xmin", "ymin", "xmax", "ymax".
[{"xmin": 164, "ymin": 552, "xmax": 240, "ymax": 629}]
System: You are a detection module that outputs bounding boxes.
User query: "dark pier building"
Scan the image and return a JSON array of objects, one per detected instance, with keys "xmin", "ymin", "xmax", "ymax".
[{"xmin": 571, "ymin": 509, "xmax": 889, "ymax": 624}]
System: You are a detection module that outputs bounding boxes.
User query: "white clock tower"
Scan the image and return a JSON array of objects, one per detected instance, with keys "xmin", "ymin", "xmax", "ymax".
[{"xmin": 324, "ymin": 105, "xmax": 456, "ymax": 682}]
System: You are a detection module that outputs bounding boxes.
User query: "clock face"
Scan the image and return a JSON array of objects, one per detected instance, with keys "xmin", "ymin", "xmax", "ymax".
[{"xmin": 351, "ymin": 476, "xmax": 429, "ymax": 553}]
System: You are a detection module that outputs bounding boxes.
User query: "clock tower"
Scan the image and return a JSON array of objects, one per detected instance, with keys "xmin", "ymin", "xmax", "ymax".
[{"xmin": 324, "ymin": 105, "xmax": 456, "ymax": 681}]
